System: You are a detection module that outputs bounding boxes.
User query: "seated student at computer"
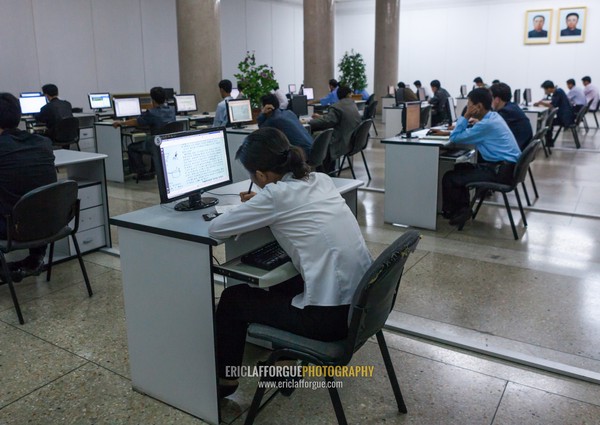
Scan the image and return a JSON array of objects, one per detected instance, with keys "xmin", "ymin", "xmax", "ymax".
[
  {"xmin": 490, "ymin": 83, "xmax": 533, "ymax": 150},
  {"xmin": 271, "ymin": 83, "xmax": 289, "ymax": 110},
  {"xmin": 534, "ymin": 80, "xmax": 574, "ymax": 147},
  {"xmin": 308, "ymin": 86, "xmax": 362, "ymax": 172},
  {"xmin": 316, "ymin": 79, "xmax": 339, "ymax": 106},
  {"xmin": 235, "ymin": 81, "xmax": 247, "ymax": 100},
  {"xmin": 566, "ymin": 79, "xmax": 587, "ymax": 113},
  {"xmin": 213, "ymin": 79, "xmax": 233, "ymax": 127},
  {"xmin": 436, "ymin": 88, "xmax": 521, "ymax": 227},
  {"xmin": 413, "ymin": 80, "xmax": 431, "ymax": 100},
  {"xmin": 429, "ymin": 80, "xmax": 451, "ymax": 126},
  {"xmin": 354, "ymin": 87, "xmax": 370, "ymax": 101},
  {"xmin": 112, "ymin": 87, "xmax": 175, "ymax": 180},
  {"xmin": 208, "ymin": 128, "xmax": 372, "ymax": 397},
  {"xmin": 395, "ymin": 82, "xmax": 418, "ymax": 104},
  {"xmin": 473, "ymin": 77, "xmax": 488, "ymax": 89},
  {"xmin": 582, "ymin": 76, "xmax": 599, "ymax": 110},
  {"xmin": 257, "ymin": 94, "xmax": 312, "ymax": 158},
  {"xmin": 35, "ymin": 84, "xmax": 73, "ymax": 139}
]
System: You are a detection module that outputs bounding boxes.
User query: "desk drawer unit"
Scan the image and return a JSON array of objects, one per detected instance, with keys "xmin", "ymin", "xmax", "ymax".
[
  {"xmin": 79, "ymin": 127, "xmax": 96, "ymax": 153},
  {"xmin": 69, "ymin": 226, "xmax": 106, "ymax": 253}
]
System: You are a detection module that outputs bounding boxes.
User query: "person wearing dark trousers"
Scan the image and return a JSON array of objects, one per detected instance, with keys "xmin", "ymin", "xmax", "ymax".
[
  {"xmin": 35, "ymin": 83, "xmax": 73, "ymax": 140},
  {"xmin": 431, "ymin": 88, "xmax": 521, "ymax": 227},
  {"xmin": 112, "ymin": 87, "xmax": 175, "ymax": 180},
  {"xmin": 490, "ymin": 83, "xmax": 533, "ymax": 150},
  {"xmin": 534, "ymin": 80, "xmax": 575, "ymax": 147},
  {"xmin": 208, "ymin": 128, "xmax": 372, "ymax": 398},
  {"xmin": 0, "ymin": 93, "xmax": 57, "ymax": 282}
]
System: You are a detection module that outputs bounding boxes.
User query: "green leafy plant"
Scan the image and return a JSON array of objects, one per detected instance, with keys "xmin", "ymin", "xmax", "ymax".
[
  {"xmin": 234, "ymin": 51, "xmax": 278, "ymax": 109},
  {"xmin": 338, "ymin": 50, "xmax": 367, "ymax": 91}
]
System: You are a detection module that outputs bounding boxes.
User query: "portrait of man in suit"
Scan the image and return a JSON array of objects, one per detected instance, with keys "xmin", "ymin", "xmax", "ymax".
[
  {"xmin": 524, "ymin": 10, "xmax": 551, "ymax": 45},
  {"xmin": 528, "ymin": 15, "xmax": 547, "ymax": 38},
  {"xmin": 557, "ymin": 7, "xmax": 586, "ymax": 43}
]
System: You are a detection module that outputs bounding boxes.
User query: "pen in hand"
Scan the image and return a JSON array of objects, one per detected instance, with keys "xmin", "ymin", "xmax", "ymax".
[{"xmin": 247, "ymin": 182, "xmax": 253, "ymax": 194}]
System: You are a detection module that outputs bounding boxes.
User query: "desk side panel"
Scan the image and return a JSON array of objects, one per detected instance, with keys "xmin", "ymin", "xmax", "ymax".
[{"xmin": 95, "ymin": 124, "xmax": 125, "ymax": 183}]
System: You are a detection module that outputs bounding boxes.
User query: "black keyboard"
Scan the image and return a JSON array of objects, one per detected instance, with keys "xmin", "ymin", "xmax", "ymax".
[
  {"xmin": 241, "ymin": 241, "xmax": 291, "ymax": 271},
  {"xmin": 440, "ymin": 149, "xmax": 469, "ymax": 158}
]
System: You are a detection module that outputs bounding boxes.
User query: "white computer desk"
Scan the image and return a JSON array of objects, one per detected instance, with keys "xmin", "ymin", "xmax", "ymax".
[
  {"xmin": 109, "ymin": 177, "xmax": 363, "ymax": 424},
  {"xmin": 520, "ymin": 105, "xmax": 548, "ymax": 134},
  {"xmin": 382, "ymin": 131, "xmax": 475, "ymax": 230}
]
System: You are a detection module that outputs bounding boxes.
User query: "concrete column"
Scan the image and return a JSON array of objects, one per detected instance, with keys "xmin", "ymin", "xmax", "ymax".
[
  {"xmin": 176, "ymin": 0, "xmax": 222, "ymax": 113},
  {"xmin": 304, "ymin": 0, "xmax": 335, "ymax": 99},
  {"xmin": 374, "ymin": 0, "xmax": 400, "ymax": 112}
]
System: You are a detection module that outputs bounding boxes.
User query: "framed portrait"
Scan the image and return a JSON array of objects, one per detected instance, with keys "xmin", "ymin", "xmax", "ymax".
[
  {"xmin": 557, "ymin": 6, "xmax": 587, "ymax": 43},
  {"xmin": 524, "ymin": 9, "xmax": 552, "ymax": 44}
]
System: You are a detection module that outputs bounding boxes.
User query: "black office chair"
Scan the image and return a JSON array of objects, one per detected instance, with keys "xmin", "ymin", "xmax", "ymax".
[
  {"xmin": 588, "ymin": 99, "xmax": 599, "ymax": 128},
  {"xmin": 543, "ymin": 108, "xmax": 558, "ymax": 155},
  {"xmin": 362, "ymin": 101, "xmax": 378, "ymax": 136},
  {"xmin": 243, "ymin": 230, "xmax": 421, "ymax": 425},
  {"xmin": 307, "ymin": 129, "xmax": 333, "ymax": 172},
  {"xmin": 465, "ymin": 141, "xmax": 541, "ymax": 240},
  {"xmin": 551, "ymin": 104, "xmax": 589, "ymax": 149},
  {"xmin": 338, "ymin": 119, "xmax": 373, "ymax": 180},
  {"xmin": 52, "ymin": 117, "xmax": 80, "ymax": 150},
  {"xmin": 0, "ymin": 180, "xmax": 92, "ymax": 324},
  {"xmin": 365, "ymin": 93, "xmax": 375, "ymax": 107}
]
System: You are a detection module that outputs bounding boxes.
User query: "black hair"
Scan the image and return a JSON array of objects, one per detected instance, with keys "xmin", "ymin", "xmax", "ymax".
[
  {"xmin": 42, "ymin": 84, "xmax": 58, "ymax": 97},
  {"xmin": 541, "ymin": 80, "xmax": 555, "ymax": 89},
  {"xmin": 566, "ymin": 12, "xmax": 579, "ymax": 21},
  {"xmin": 467, "ymin": 88, "xmax": 492, "ymax": 111},
  {"xmin": 473, "ymin": 77, "xmax": 483, "ymax": 84},
  {"xmin": 582, "ymin": 76, "xmax": 591, "ymax": 84},
  {"xmin": 533, "ymin": 15, "xmax": 545, "ymax": 21},
  {"xmin": 490, "ymin": 83, "xmax": 512, "ymax": 102},
  {"xmin": 261, "ymin": 93, "xmax": 280, "ymax": 109},
  {"xmin": 397, "ymin": 82, "xmax": 406, "ymax": 89},
  {"xmin": 236, "ymin": 128, "xmax": 309, "ymax": 180},
  {"xmin": 430, "ymin": 80, "xmax": 441, "ymax": 89},
  {"xmin": 566, "ymin": 79, "xmax": 576, "ymax": 86},
  {"xmin": 492, "ymin": 79, "xmax": 500, "ymax": 85},
  {"xmin": 219, "ymin": 79, "xmax": 233, "ymax": 93},
  {"xmin": 329, "ymin": 79, "xmax": 339, "ymax": 88},
  {"xmin": 237, "ymin": 81, "xmax": 245, "ymax": 92},
  {"xmin": 337, "ymin": 86, "xmax": 352, "ymax": 99},
  {"xmin": 413, "ymin": 80, "xmax": 422, "ymax": 87},
  {"xmin": 150, "ymin": 87, "xmax": 166, "ymax": 104},
  {"xmin": 0, "ymin": 93, "xmax": 22, "ymax": 129}
]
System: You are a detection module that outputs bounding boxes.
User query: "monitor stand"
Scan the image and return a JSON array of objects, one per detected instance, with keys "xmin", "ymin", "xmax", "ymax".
[
  {"xmin": 231, "ymin": 123, "xmax": 246, "ymax": 129},
  {"xmin": 174, "ymin": 193, "xmax": 218, "ymax": 211}
]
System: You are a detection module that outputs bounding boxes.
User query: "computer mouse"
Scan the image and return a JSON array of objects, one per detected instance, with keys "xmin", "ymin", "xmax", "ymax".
[{"xmin": 203, "ymin": 111, "xmax": 209, "ymax": 115}]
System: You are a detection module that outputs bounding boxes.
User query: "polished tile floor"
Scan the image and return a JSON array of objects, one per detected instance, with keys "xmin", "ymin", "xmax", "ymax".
[{"xmin": 1, "ymin": 115, "xmax": 600, "ymax": 424}]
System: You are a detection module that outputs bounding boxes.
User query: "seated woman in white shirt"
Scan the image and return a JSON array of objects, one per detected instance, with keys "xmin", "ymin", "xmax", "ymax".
[{"xmin": 208, "ymin": 127, "xmax": 372, "ymax": 397}]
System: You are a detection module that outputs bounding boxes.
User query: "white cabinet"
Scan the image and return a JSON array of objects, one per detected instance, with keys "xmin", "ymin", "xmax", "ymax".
[{"xmin": 75, "ymin": 114, "xmax": 97, "ymax": 153}]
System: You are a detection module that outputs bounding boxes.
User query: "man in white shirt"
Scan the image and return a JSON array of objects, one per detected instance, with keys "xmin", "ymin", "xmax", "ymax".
[
  {"xmin": 566, "ymin": 79, "xmax": 587, "ymax": 112},
  {"xmin": 582, "ymin": 76, "xmax": 599, "ymax": 110},
  {"xmin": 272, "ymin": 84, "xmax": 289, "ymax": 110},
  {"xmin": 213, "ymin": 79, "xmax": 233, "ymax": 127}
]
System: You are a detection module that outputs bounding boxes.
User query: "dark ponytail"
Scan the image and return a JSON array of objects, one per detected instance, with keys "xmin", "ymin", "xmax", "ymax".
[{"xmin": 236, "ymin": 127, "xmax": 310, "ymax": 180}]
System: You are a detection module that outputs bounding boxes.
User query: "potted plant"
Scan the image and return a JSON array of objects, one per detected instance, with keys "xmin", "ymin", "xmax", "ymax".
[
  {"xmin": 338, "ymin": 50, "xmax": 367, "ymax": 95},
  {"xmin": 234, "ymin": 51, "xmax": 278, "ymax": 110}
]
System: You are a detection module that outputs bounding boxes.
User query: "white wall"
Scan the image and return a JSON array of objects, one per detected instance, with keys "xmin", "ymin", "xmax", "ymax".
[
  {"xmin": 0, "ymin": 0, "xmax": 179, "ymax": 112},
  {"xmin": 220, "ymin": 0, "xmax": 304, "ymax": 91}
]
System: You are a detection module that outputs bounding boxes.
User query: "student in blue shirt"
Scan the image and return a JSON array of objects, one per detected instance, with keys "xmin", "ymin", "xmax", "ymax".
[
  {"xmin": 354, "ymin": 88, "xmax": 369, "ymax": 101},
  {"xmin": 213, "ymin": 79, "xmax": 233, "ymax": 127},
  {"xmin": 432, "ymin": 88, "xmax": 521, "ymax": 226},
  {"xmin": 319, "ymin": 79, "xmax": 339, "ymax": 106}
]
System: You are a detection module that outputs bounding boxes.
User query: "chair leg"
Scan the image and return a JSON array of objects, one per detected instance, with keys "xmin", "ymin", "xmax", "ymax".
[
  {"xmin": 326, "ymin": 375, "xmax": 348, "ymax": 425},
  {"xmin": 528, "ymin": 168, "xmax": 539, "ymax": 198},
  {"xmin": 594, "ymin": 111, "xmax": 599, "ymax": 128},
  {"xmin": 337, "ymin": 156, "xmax": 347, "ymax": 177},
  {"xmin": 372, "ymin": 121, "xmax": 378, "ymax": 136},
  {"xmin": 502, "ymin": 192, "xmax": 519, "ymax": 240},
  {"xmin": 583, "ymin": 116, "xmax": 589, "ymax": 132},
  {"xmin": 347, "ymin": 156, "xmax": 356, "ymax": 179},
  {"xmin": 472, "ymin": 191, "xmax": 486, "ymax": 220},
  {"xmin": 514, "ymin": 187, "xmax": 527, "ymax": 227},
  {"xmin": 552, "ymin": 126, "xmax": 562, "ymax": 143},
  {"xmin": 571, "ymin": 127, "xmax": 581, "ymax": 149},
  {"xmin": 46, "ymin": 242, "xmax": 55, "ymax": 282},
  {"xmin": 521, "ymin": 182, "xmax": 531, "ymax": 206},
  {"xmin": 244, "ymin": 378, "xmax": 268, "ymax": 425},
  {"xmin": 376, "ymin": 331, "xmax": 408, "ymax": 413},
  {"xmin": 1, "ymin": 255, "xmax": 24, "ymax": 324},
  {"xmin": 70, "ymin": 234, "xmax": 93, "ymax": 296},
  {"xmin": 360, "ymin": 151, "xmax": 372, "ymax": 180}
]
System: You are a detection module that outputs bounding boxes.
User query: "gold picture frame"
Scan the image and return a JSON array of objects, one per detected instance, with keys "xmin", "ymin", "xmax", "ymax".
[
  {"xmin": 524, "ymin": 9, "xmax": 552, "ymax": 44},
  {"xmin": 557, "ymin": 6, "xmax": 587, "ymax": 43}
]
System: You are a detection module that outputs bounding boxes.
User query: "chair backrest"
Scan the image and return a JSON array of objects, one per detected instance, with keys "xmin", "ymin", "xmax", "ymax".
[
  {"xmin": 512, "ymin": 140, "xmax": 541, "ymax": 186},
  {"xmin": 545, "ymin": 108, "xmax": 558, "ymax": 128},
  {"xmin": 365, "ymin": 93, "xmax": 375, "ymax": 106},
  {"xmin": 151, "ymin": 120, "xmax": 186, "ymax": 136},
  {"xmin": 346, "ymin": 119, "xmax": 373, "ymax": 156},
  {"xmin": 9, "ymin": 180, "xmax": 78, "ymax": 243},
  {"xmin": 344, "ymin": 230, "xmax": 420, "ymax": 359},
  {"xmin": 533, "ymin": 126, "xmax": 548, "ymax": 142},
  {"xmin": 307, "ymin": 128, "xmax": 333, "ymax": 168},
  {"xmin": 53, "ymin": 117, "xmax": 80, "ymax": 144},
  {"xmin": 363, "ymin": 100, "xmax": 378, "ymax": 120},
  {"xmin": 574, "ymin": 103, "xmax": 590, "ymax": 125}
]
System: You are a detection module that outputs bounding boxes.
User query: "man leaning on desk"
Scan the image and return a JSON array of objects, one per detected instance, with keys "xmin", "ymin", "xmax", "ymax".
[
  {"xmin": 35, "ymin": 84, "xmax": 73, "ymax": 139},
  {"xmin": 112, "ymin": 87, "xmax": 175, "ymax": 181}
]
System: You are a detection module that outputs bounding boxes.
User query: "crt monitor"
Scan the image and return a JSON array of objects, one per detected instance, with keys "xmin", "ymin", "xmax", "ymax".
[
  {"xmin": 230, "ymin": 88, "xmax": 240, "ymax": 99},
  {"xmin": 155, "ymin": 127, "xmax": 233, "ymax": 211},
  {"xmin": 88, "ymin": 93, "xmax": 111, "ymax": 111},
  {"xmin": 20, "ymin": 91, "xmax": 42, "ymax": 98},
  {"xmin": 226, "ymin": 98, "xmax": 253, "ymax": 128},
  {"xmin": 19, "ymin": 95, "xmax": 47, "ymax": 115},
  {"xmin": 174, "ymin": 94, "xmax": 197, "ymax": 114},
  {"xmin": 417, "ymin": 87, "xmax": 426, "ymax": 101},
  {"xmin": 524, "ymin": 88, "xmax": 532, "ymax": 105},
  {"xmin": 460, "ymin": 85, "xmax": 467, "ymax": 97},
  {"xmin": 447, "ymin": 97, "xmax": 457, "ymax": 123},
  {"xmin": 303, "ymin": 87, "xmax": 314, "ymax": 101},
  {"xmin": 403, "ymin": 101, "xmax": 421, "ymax": 137},
  {"xmin": 113, "ymin": 97, "xmax": 141, "ymax": 118},
  {"xmin": 388, "ymin": 85, "xmax": 395, "ymax": 96},
  {"xmin": 513, "ymin": 89, "xmax": 521, "ymax": 105},
  {"xmin": 290, "ymin": 95, "xmax": 308, "ymax": 117}
]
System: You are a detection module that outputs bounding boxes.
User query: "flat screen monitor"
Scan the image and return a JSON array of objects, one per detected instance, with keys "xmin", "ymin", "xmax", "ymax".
[
  {"xmin": 388, "ymin": 85, "xmax": 395, "ymax": 96},
  {"xmin": 113, "ymin": 97, "xmax": 141, "ymax": 118},
  {"xmin": 447, "ymin": 97, "xmax": 457, "ymax": 123},
  {"xmin": 155, "ymin": 128, "xmax": 232, "ymax": 211},
  {"xmin": 288, "ymin": 84, "xmax": 297, "ymax": 94},
  {"xmin": 88, "ymin": 93, "xmax": 111, "ymax": 111},
  {"xmin": 230, "ymin": 88, "xmax": 240, "ymax": 99},
  {"xmin": 417, "ymin": 87, "xmax": 426, "ymax": 101},
  {"xmin": 513, "ymin": 89, "xmax": 521, "ymax": 105},
  {"xmin": 290, "ymin": 95, "xmax": 308, "ymax": 117},
  {"xmin": 226, "ymin": 98, "xmax": 253, "ymax": 128},
  {"xmin": 403, "ymin": 101, "xmax": 421, "ymax": 137},
  {"xmin": 19, "ymin": 95, "xmax": 47, "ymax": 115},
  {"xmin": 20, "ymin": 91, "xmax": 43, "ymax": 98},
  {"xmin": 174, "ymin": 94, "xmax": 197, "ymax": 114},
  {"xmin": 303, "ymin": 87, "xmax": 314, "ymax": 101},
  {"xmin": 460, "ymin": 85, "xmax": 467, "ymax": 97},
  {"xmin": 524, "ymin": 88, "xmax": 532, "ymax": 106}
]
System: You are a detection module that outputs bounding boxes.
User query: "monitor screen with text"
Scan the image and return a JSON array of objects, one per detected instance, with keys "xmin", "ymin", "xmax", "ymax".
[
  {"xmin": 226, "ymin": 99, "xmax": 253, "ymax": 125},
  {"xmin": 303, "ymin": 87, "xmax": 314, "ymax": 100},
  {"xmin": 113, "ymin": 97, "xmax": 141, "ymax": 118},
  {"xmin": 174, "ymin": 94, "xmax": 198, "ymax": 113},
  {"xmin": 19, "ymin": 95, "xmax": 47, "ymax": 115},
  {"xmin": 88, "ymin": 93, "xmax": 111, "ymax": 110}
]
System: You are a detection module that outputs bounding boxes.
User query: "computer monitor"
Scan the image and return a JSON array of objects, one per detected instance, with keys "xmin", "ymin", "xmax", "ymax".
[
  {"xmin": 388, "ymin": 85, "xmax": 395, "ymax": 96},
  {"xmin": 460, "ymin": 85, "xmax": 467, "ymax": 97},
  {"xmin": 447, "ymin": 97, "xmax": 457, "ymax": 123},
  {"xmin": 288, "ymin": 84, "xmax": 297, "ymax": 94},
  {"xmin": 403, "ymin": 101, "xmax": 421, "ymax": 137},
  {"xmin": 420, "ymin": 105, "xmax": 432, "ymax": 129},
  {"xmin": 303, "ymin": 87, "xmax": 314, "ymax": 101},
  {"xmin": 524, "ymin": 88, "xmax": 532, "ymax": 106},
  {"xmin": 417, "ymin": 87, "xmax": 426, "ymax": 101},
  {"xmin": 174, "ymin": 94, "xmax": 197, "ymax": 115},
  {"xmin": 88, "ymin": 93, "xmax": 111, "ymax": 111},
  {"xmin": 113, "ymin": 97, "xmax": 141, "ymax": 118},
  {"xmin": 290, "ymin": 95, "xmax": 308, "ymax": 117},
  {"xmin": 155, "ymin": 128, "xmax": 232, "ymax": 211},
  {"xmin": 230, "ymin": 88, "xmax": 240, "ymax": 99},
  {"xmin": 226, "ymin": 98, "xmax": 253, "ymax": 128},
  {"xmin": 513, "ymin": 89, "xmax": 521, "ymax": 105},
  {"xmin": 20, "ymin": 91, "xmax": 43, "ymax": 98},
  {"xmin": 19, "ymin": 95, "xmax": 47, "ymax": 115}
]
